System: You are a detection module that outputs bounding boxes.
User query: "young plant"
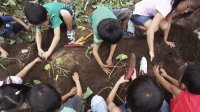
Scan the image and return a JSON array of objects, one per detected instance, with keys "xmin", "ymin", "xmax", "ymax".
[
  {"xmin": 44, "ymin": 63, "xmax": 51, "ymax": 77},
  {"xmin": 108, "ymin": 54, "xmax": 128, "ymax": 79}
]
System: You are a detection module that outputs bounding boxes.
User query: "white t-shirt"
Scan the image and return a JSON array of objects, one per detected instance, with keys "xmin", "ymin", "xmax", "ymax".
[
  {"xmin": 133, "ymin": 0, "xmax": 173, "ymax": 17},
  {"xmin": 0, "ymin": 76, "xmax": 23, "ymax": 86}
]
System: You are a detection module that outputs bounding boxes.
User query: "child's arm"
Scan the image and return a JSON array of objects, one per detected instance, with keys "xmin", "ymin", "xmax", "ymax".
[
  {"xmin": 160, "ymin": 69, "xmax": 180, "ymax": 88},
  {"xmin": 147, "ymin": 12, "xmax": 164, "ymax": 61},
  {"xmin": 16, "ymin": 57, "xmax": 41, "ymax": 78},
  {"xmin": 72, "ymin": 72, "xmax": 82, "ymax": 97},
  {"xmin": 0, "ymin": 46, "xmax": 8, "ymax": 58},
  {"xmin": 106, "ymin": 75, "xmax": 129, "ymax": 112},
  {"xmin": 12, "ymin": 16, "xmax": 30, "ymax": 30},
  {"xmin": 62, "ymin": 87, "xmax": 77, "ymax": 102},
  {"xmin": 36, "ymin": 29, "xmax": 44, "ymax": 57},
  {"xmin": 41, "ymin": 27, "xmax": 61, "ymax": 60},
  {"xmin": 153, "ymin": 65, "xmax": 180, "ymax": 98},
  {"xmin": 106, "ymin": 44, "xmax": 117, "ymax": 65},
  {"xmin": 93, "ymin": 44, "xmax": 113, "ymax": 74}
]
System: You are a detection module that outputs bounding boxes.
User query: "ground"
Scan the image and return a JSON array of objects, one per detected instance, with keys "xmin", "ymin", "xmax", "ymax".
[{"xmin": 0, "ymin": 8, "xmax": 200, "ymax": 111}]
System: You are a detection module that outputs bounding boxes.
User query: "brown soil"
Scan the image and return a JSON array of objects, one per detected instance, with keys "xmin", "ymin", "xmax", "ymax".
[{"xmin": 0, "ymin": 9, "xmax": 200, "ymax": 111}]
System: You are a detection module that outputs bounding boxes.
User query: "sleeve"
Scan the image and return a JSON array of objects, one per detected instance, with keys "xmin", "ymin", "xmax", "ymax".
[
  {"xmin": 156, "ymin": 3, "xmax": 172, "ymax": 17},
  {"xmin": 36, "ymin": 25, "xmax": 41, "ymax": 30},
  {"xmin": 5, "ymin": 76, "xmax": 23, "ymax": 84},
  {"xmin": 51, "ymin": 16, "xmax": 62, "ymax": 29},
  {"xmin": 0, "ymin": 16, "xmax": 14, "ymax": 23},
  {"xmin": 93, "ymin": 33, "xmax": 103, "ymax": 45}
]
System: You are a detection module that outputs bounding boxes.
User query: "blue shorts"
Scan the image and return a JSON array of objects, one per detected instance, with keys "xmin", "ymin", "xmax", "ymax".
[
  {"xmin": 0, "ymin": 16, "xmax": 13, "ymax": 23},
  {"xmin": 130, "ymin": 15, "xmax": 153, "ymax": 26}
]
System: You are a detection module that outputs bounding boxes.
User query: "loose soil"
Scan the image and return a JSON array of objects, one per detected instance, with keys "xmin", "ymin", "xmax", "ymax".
[{"xmin": 0, "ymin": 9, "xmax": 200, "ymax": 110}]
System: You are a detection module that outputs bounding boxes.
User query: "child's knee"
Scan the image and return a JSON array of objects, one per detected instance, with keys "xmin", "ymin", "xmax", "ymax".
[
  {"xmin": 160, "ymin": 21, "xmax": 169, "ymax": 30},
  {"xmin": 60, "ymin": 9, "xmax": 72, "ymax": 18}
]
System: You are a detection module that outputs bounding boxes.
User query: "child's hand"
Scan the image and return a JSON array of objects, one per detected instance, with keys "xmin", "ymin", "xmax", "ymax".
[
  {"xmin": 38, "ymin": 49, "xmax": 45, "ymax": 57},
  {"xmin": 24, "ymin": 25, "xmax": 30, "ymax": 30},
  {"xmin": 131, "ymin": 68, "xmax": 137, "ymax": 81},
  {"xmin": 160, "ymin": 68, "xmax": 168, "ymax": 77},
  {"xmin": 72, "ymin": 72, "xmax": 79, "ymax": 82},
  {"xmin": 117, "ymin": 75, "xmax": 129, "ymax": 85},
  {"xmin": 100, "ymin": 64, "xmax": 114, "ymax": 75},
  {"xmin": 149, "ymin": 51, "xmax": 155, "ymax": 62},
  {"xmin": 153, "ymin": 65, "xmax": 160, "ymax": 76},
  {"xmin": 106, "ymin": 59, "xmax": 113, "ymax": 66},
  {"xmin": 69, "ymin": 87, "xmax": 77, "ymax": 96},
  {"xmin": 165, "ymin": 41, "xmax": 175, "ymax": 48},
  {"xmin": 34, "ymin": 57, "xmax": 42, "ymax": 62},
  {"xmin": 41, "ymin": 51, "xmax": 51, "ymax": 60},
  {"xmin": 0, "ymin": 51, "xmax": 8, "ymax": 58}
]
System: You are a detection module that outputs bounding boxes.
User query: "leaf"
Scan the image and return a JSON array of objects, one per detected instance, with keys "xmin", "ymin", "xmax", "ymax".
[
  {"xmin": 82, "ymin": 87, "xmax": 93, "ymax": 100},
  {"xmin": 116, "ymin": 54, "xmax": 128, "ymax": 61},
  {"xmin": 56, "ymin": 58, "xmax": 63, "ymax": 65},
  {"xmin": 9, "ymin": 39, "xmax": 16, "ymax": 45},
  {"xmin": 44, "ymin": 64, "xmax": 51, "ymax": 71},
  {"xmin": 33, "ymin": 80, "xmax": 41, "ymax": 84}
]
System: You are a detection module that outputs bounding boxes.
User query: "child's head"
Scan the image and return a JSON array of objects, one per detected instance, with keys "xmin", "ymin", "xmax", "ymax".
[
  {"xmin": 97, "ymin": 18, "xmax": 123, "ymax": 44},
  {"xmin": 0, "ymin": 84, "xmax": 29, "ymax": 111},
  {"xmin": 24, "ymin": 3, "xmax": 49, "ymax": 26},
  {"xmin": 126, "ymin": 75, "xmax": 163, "ymax": 112},
  {"xmin": 181, "ymin": 64, "xmax": 200, "ymax": 94},
  {"xmin": 28, "ymin": 83, "xmax": 61, "ymax": 112},
  {"xmin": 176, "ymin": 0, "xmax": 200, "ymax": 13}
]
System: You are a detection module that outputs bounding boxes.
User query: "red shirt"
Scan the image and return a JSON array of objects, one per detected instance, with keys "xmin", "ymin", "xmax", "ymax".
[{"xmin": 170, "ymin": 90, "xmax": 200, "ymax": 112}]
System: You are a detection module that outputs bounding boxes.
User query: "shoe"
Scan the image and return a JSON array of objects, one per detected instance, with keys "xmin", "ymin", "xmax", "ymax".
[
  {"xmin": 139, "ymin": 56, "xmax": 147, "ymax": 75},
  {"xmin": 67, "ymin": 30, "xmax": 75, "ymax": 44}
]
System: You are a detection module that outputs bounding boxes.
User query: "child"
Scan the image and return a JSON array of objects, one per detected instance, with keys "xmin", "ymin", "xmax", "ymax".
[
  {"xmin": 106, "ymin": 73, "xmax": 164, "ymax": 112},
  {"xmin": 153, "ymin": 65, "xmax": 200, "ymax": 112},
  {"xmin": 28, "ymin": 72, "xmax": 82, "ymax": 112},
  {"xmin": 24, "ymin": 2, "xmax": 75, "ymax": 60},
  {"xmin": 88, "ymin": 6, "xmax": 123, "ymax": 74},
  {"xmin": 130, "ymin": 0, "xmax": 200, "ymax": 61},
  {"xmin": 0, "ymin": 57, "xmax": 41, "ymax": 86},
  {"xmin": 0, "ymin": 84, "xmax": 31, "ymax": 111},
  {"xmin": 0, "ymin": 16, "xmax": 30, "ymax": 58}
]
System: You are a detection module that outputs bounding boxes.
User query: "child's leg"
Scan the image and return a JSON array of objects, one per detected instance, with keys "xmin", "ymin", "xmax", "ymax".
[
  {"xmin": 60, "ymin": 9, "xmax": 75, "ymax": 43},
  {"xmin": 16, "ymin": 57, "xmax": 41, "ymax": 78},
  {"xmin": 91, "ymin": 95, "xmax": 108, "ymax": 112}
]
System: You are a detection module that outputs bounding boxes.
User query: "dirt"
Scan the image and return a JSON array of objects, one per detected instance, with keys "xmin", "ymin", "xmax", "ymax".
[{"xmin": 0, "ymin": 8, "xmax": 200, "ymax": 110}]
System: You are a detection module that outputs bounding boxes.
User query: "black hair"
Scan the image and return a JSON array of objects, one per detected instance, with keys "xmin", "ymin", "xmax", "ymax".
[
  {"xmin": 28, "ymin": 83, "xmax": 61, "ymax": 112},
  {"xmin": 0, "ymin": 18, "xmax": 4, "ymax": 28},
  {"xmin": 181, "ymin": 64, "xmax": 200, "ymax": 94},
  {"xmin": 170, "ymin": 0, "xmax": 182, "ymax": 13},
  {"xmin": 24, "ymin": 3, "xmax": 48, "ymax": 25},
  {"xmin": 126, "ymin": 75, "xmax": 163, "ymax": 112},
  {"xmin": 0, "ymin": 84, "xmax": 30, "ymax": 111},
  {"xmin": 97, "ymin": 18, "xmax": 123, "ymax": 44}
]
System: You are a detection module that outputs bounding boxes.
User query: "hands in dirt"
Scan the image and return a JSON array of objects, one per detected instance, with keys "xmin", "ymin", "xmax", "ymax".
[
  {"xmin": 100, "ymin": 64, "xmax": 115, "ymax": 75},
  {"xmin": 153, "ymin": 65, "xmax": 168, "ymax": 76},
  {"xmin": 38, "ymin": 49, "xmax": 51, "ymax": 60},
  {"xmin": 117, "ymin": 75, "xmax": 129, "ymax": 85}
]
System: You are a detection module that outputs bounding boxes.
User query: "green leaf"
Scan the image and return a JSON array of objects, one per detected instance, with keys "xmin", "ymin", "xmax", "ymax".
[
  {"xmin": 44, "ymin": 64, "xmax": 51, "ymax": 71},
  {"xmin": 116, "ymin": 54, "xmax": 128, "ymax": 61},
  {"xmin": 56, "ymin": 58, "xmax": 63, "ymax": 65},
  {"xmin": 82, "ymin": 87, "xmax": 93, "ymax": 100},
  {"xmin": 33, "ymin": 80, "xmax": 41, "ymax": 84}
]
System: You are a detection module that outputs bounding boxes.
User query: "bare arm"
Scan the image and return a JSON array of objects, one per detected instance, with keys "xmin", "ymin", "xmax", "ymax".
[
  {"xmin": 161, "ymin": 69, "xmax": 179, "ymax": 88},
  {"xmin": 106, "ymin": 44, "xmax": 117, "ymax": 65},
  {"xmin": 106, "ymin": 76, "xmax": 129, "ymax": 112},
  {"xmin": 147, "ymin": 12, "xmax": 164, "ymax": 61},
  {"xmin": 62, "ymin": 87, "xmax": 77, "ymax": 101},
  {"xmin": 13, "ymin": 16, "xmax": 29, "ymax": 30},
  {"xmin": 72, "ymin": 72, "xmax": 82, "ymax": 97},
  {"xmin": 93, "ymin": 44, "xmax": 104, "ymax": 66},
  {"xmin": 16, "ymin": 57, "xmax": 41, "ymax": 78},
  {"xmin": 153, "ymin": 66, "xmax": 180, "ymax": 98},
  {"xmin": 36, "ymin": 29, "xmax": 43, "ymax": 51}
]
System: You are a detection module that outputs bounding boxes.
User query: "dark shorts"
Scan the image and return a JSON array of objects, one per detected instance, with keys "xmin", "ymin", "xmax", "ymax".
[
  {"xmin": 130, "ymin": 15, "xmax": 153, "ymax": 26},
  {"xmin": 60, "ymin": 6, "xmax": 75, "ymax": 19},
  {"xmin": 60, "ymin": 95, "xmax": 82, "ymax": 112},
  {"xmin": 130, "ymin": 6, "xmax": 153, "ymax": 26}
]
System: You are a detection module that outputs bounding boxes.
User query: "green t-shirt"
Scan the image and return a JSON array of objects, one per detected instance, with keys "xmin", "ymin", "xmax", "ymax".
[
  {"xmin": 61, "ymin": 107, "xmax": 76, "ymax": 112},
  {"xmin": 36, "ymin": 2, "xmax": 72, "ymax": 29},
  {"xmin": 88, "ymin": 6, "xmax": 117, "ymax": 45}
]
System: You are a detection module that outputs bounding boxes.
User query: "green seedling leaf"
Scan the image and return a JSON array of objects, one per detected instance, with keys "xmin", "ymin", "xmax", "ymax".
[
  {"xmin": 44, "ymin": 64, "xmax": 51, "ymax": 71},
  {"xmin": 33, "ymin": 80, "xmax": 41, "ymax": 84},
  {"xmin": 116, "ymin": 54, "xmax": 128, "ymax": 61},
  {"xmin": 56, "ymin": 58, "xmax": 63, "ymax": 65}
]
